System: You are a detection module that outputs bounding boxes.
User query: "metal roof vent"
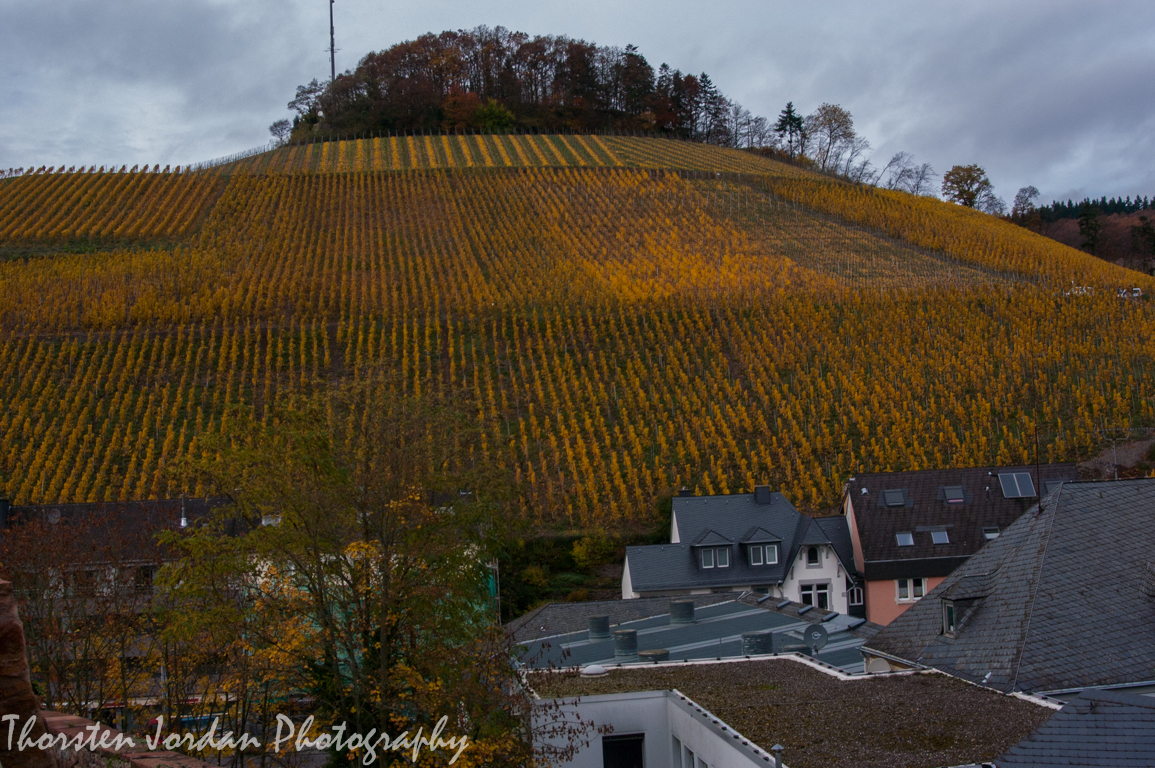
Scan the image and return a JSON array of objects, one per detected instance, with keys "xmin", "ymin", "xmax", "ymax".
[
  {"xmin": 588, "ymin": 615, "xmax": 611, "ymax": 640},
  {"xmin": 670, "ymin": 600, "xmax": 696, "ymax": 624}
]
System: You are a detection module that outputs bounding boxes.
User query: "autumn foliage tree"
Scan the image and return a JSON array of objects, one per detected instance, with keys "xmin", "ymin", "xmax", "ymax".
[{"xmin": 165, "ymin": 373, "xmax": 569, "ymax": 765}]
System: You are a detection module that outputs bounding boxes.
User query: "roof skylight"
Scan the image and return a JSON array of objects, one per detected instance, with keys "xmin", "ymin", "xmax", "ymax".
[
  {"xmin": 931, "ymin": 530, "xmax": 950, "ymax": 545},
  {"xmin": 944, "ymin": 485, "xmax": 965, "ymax": 504},
  {"xmin": 884, "ymin": 489, "xmax": 905, "ymax": 507},
  {"xmin": 896, "ymin": 532, "xmax": 914, "ymax": 547}
]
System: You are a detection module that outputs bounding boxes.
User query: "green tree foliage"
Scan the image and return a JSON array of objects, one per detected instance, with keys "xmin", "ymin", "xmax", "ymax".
[
  {"xmin": 774, "ymin": 102, "xmax": 805, "ymax": 158},
  {"xmin": 1078, "ymin": 204, "xmax": 1103, "ymax": 254}
]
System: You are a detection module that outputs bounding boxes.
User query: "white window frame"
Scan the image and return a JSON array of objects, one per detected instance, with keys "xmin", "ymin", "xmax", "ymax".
[
  {"xmin": 806, "ymin": 546, "xmax": 821, "ymax": 567},
  {"xmin": 765, "ymin": 543, "xmax": 778, "ymax": 565},
  {"xmin": 749, "ymin": 545, "xmax": 763, "ymax": 566},
  {"xmin": 848, "ymin": 585, "xmax": 864, "ymax": 606},
  {"xmin": 800, "ymin": 584, "xmax": 815, "ymax": 606},
  {"xmin": 701, "ymin": 549, "xmax": 714, "ymax": 569},
  {"xmin": 815, "ymin": 582, "xmax": 830, "ymax": 610},
  {"xmin": 943, "ymin": 601, "xmax": 957, "ymax": 636},
  {"xmin": 716, "ymin": 547, "xmax": 729, "ymax": 568},
  {"xmin": 897, "ymin": 577, "xmax": 926, "ymax": 602}
]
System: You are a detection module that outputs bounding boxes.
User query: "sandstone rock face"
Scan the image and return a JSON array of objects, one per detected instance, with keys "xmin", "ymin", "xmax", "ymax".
[{"xmin": 0, "ymin": 578, "xmax": 58, "ymax": 768}]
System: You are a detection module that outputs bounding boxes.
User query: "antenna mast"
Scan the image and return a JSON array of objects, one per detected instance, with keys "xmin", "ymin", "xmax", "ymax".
[{"xmin": 329, "ymin": 0, "xmax": 336, "ymax": 82}]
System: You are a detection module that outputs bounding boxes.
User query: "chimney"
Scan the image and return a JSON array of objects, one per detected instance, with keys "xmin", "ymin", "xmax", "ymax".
[
  {"xmin": 677, "ymin": 487, "xmax": 693, "ymax": 497},
  {"xmin": 754, "ymin": 486, "xmax": 772, "ymax": 505},
  {"xmin": 1142, "ymin": 562, "xmax": 1155, "ymax": 599}
]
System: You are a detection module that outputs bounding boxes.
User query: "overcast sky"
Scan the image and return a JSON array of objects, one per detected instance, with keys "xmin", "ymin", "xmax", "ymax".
[{"xmin": 3, "ymin": 0, "xmax": 1155, "ymax": 204}]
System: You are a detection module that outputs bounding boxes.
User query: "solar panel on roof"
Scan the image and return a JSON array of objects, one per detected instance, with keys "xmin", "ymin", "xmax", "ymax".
[
  {"xmin": 999, "ymin": 472, "xmax": 1037, "ymax": 498},
  {"xmin": 883, "ymin": 489, "xmax": 905, "ymax": 507}
]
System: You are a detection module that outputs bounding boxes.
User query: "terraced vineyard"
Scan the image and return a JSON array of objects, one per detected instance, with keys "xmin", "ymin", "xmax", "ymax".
[{"xmin": 1, "ymin": 136, "xmax": 1152, "ymax": 525}]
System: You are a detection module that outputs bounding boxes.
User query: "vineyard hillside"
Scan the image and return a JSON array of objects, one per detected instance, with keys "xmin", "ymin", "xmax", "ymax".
[{"xmin": 1, "ymin": 136, "xmax": 1153, "ymax": 527}]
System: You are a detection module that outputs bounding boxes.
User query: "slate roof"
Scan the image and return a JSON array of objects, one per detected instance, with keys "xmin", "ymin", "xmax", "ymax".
[
  {"xmin": 863, "ymin": 478, "xmax": 1155, "ymax": 695},
  {"xmin": 505, "ymin": 593, "xmax": 740, "ymax": 643},
  {"xmin": 997, "ymin": 688, "xmax": 1155, "ymax": 767},
  {"xmin": 844, "ymin": 463, "xmax": 1077, "ymax": 579},
  {"xmin": 627, "ymin": 489, "xmax": 855, "ymax": 594}
]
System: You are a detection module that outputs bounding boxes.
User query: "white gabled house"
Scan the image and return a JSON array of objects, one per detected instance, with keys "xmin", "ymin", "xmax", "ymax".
[{"xmin": 622, "ymin": 486, "xmax": 864, "ymax": 616}]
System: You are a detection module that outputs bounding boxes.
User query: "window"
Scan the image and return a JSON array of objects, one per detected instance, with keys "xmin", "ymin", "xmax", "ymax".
[
  {"xmin": 133, "ymin": 565, "xmax": 156, "ymax": 596},
  {"xmin": 807, "ymin": 546, "xmax": 821, "ymax": 566},
  {"xmin": 931, "ymin": 530, "xmax": 950, "ymax": 545},
  {"xmin": 800, "ymin": 583, "xmax": 830, "ymax": 610},
  {"xmin": 883, "ymin": 489, "xmax": 905, "ymax": 507},
  {"xmin": 943, "ymin": 601, "xmax": 957, "ymax": 636},
  {"xmin": 897, "ymin": 577, "xmax": 926, "ymax": 602},
  {"xmin": 944, "ymin": 485, "xmax": 965, "ymax": 503},
  {"xmin": 701, "ymin": 547, "xmax": 729, "ymax": 569},
  {"xmin": 683, "ymin": 746, "xmax": 694, "ymax": 768},
  {"xmin": 765, "ymin": 544, "xmax": 778, "ymax": 565},
  {"xmin": 602, "ymin": 733, "xmax": 644, "ymax": 768},
  {"xmin": 999, "ymin": 472, "xmax": 1036, "ymax": 498},
  {"xmin": 749, "ymin": 545, "xmax": 763, "ymax": 566},
  {"xmin": 982, "ymin": 526, "xmax": 1000, "ymax": 540},
  {"xmin": 896, "ymin": 532, "xmax": 914, "ymax": 547},
  {"xmin": 672, "ymin": 736, "xmax": 681, "ymax": 765},
  {"xmin": 848, "ymin": 585, "xmax": 864, "ymax": 606}
]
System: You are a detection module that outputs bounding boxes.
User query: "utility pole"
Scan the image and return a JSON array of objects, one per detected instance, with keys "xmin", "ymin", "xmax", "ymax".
[{"xmin": 329, "ymin": 0, "xmax": 336, "ymax": 82}]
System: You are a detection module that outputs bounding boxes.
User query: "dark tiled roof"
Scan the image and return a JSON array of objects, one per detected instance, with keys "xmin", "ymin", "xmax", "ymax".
[
  {"xmin": 505, "ymin": 594, "xmax": 740, "ymax": 643},
  {"xmin": 5, "ymin": 498, "xmax": 232, "ymax": 560},
  {"xmin": 844, "ymin": 464, "xmax": 1077, "ymax": 577},
  {"xmin": 863, "ymin": 478, "xmax": 1155, "ymax": 695},
  {"xmin": 997, "ymin": 688, "xmax": 1155, "ymax": 767}
]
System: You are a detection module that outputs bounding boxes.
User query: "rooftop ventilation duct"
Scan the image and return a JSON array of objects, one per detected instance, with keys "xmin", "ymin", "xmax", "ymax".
[
  {"xmin": 588, "ymin": 615, "xmax": 611, "ymax": 640},
  {"xmin": 613, "ymin": 629, "xmax": 638, "ymax": 660},
  {"xmin": 669, "ymin": 600, "xmax": 696, "ymax": 624}
]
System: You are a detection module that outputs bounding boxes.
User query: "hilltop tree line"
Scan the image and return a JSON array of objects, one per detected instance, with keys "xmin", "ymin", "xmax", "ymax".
[
  {"xmin": 1037, "ymin": 195, "xmax": 1153, "ymax": 221},
  {"xmin": 275, "ymin": 25, "xmax": 776, "ymax": 146}
]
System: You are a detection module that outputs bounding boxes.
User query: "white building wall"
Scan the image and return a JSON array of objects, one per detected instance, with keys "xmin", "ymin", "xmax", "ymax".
[
  {"xmin": 781, "ymin": 544, "xmax": 849, "ymax": 614},
  {"xmin": 535, "ymin": 689, "xmax": 772, "ymax": 768}
]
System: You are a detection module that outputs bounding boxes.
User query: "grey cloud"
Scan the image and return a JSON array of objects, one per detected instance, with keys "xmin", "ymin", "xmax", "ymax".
[{"xmin": 4, "ymin": 0, "xmax": 1155, "ymax": 202}]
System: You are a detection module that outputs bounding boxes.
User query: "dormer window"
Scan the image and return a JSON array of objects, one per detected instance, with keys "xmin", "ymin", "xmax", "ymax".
[
  {"xmin": 700, "ymin": 547, "xmax": 729, "ymax": 569},
  {"xmin": 806, "ymin": 546, "xmax": 820, "ymax": 566},
  {"xmin": 750, "ymin": 545, "xmax": 762, "ymax": 566},
  {"xmin": 943, "ymin": 600, "xmax": 957, "ymax": 637}
]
